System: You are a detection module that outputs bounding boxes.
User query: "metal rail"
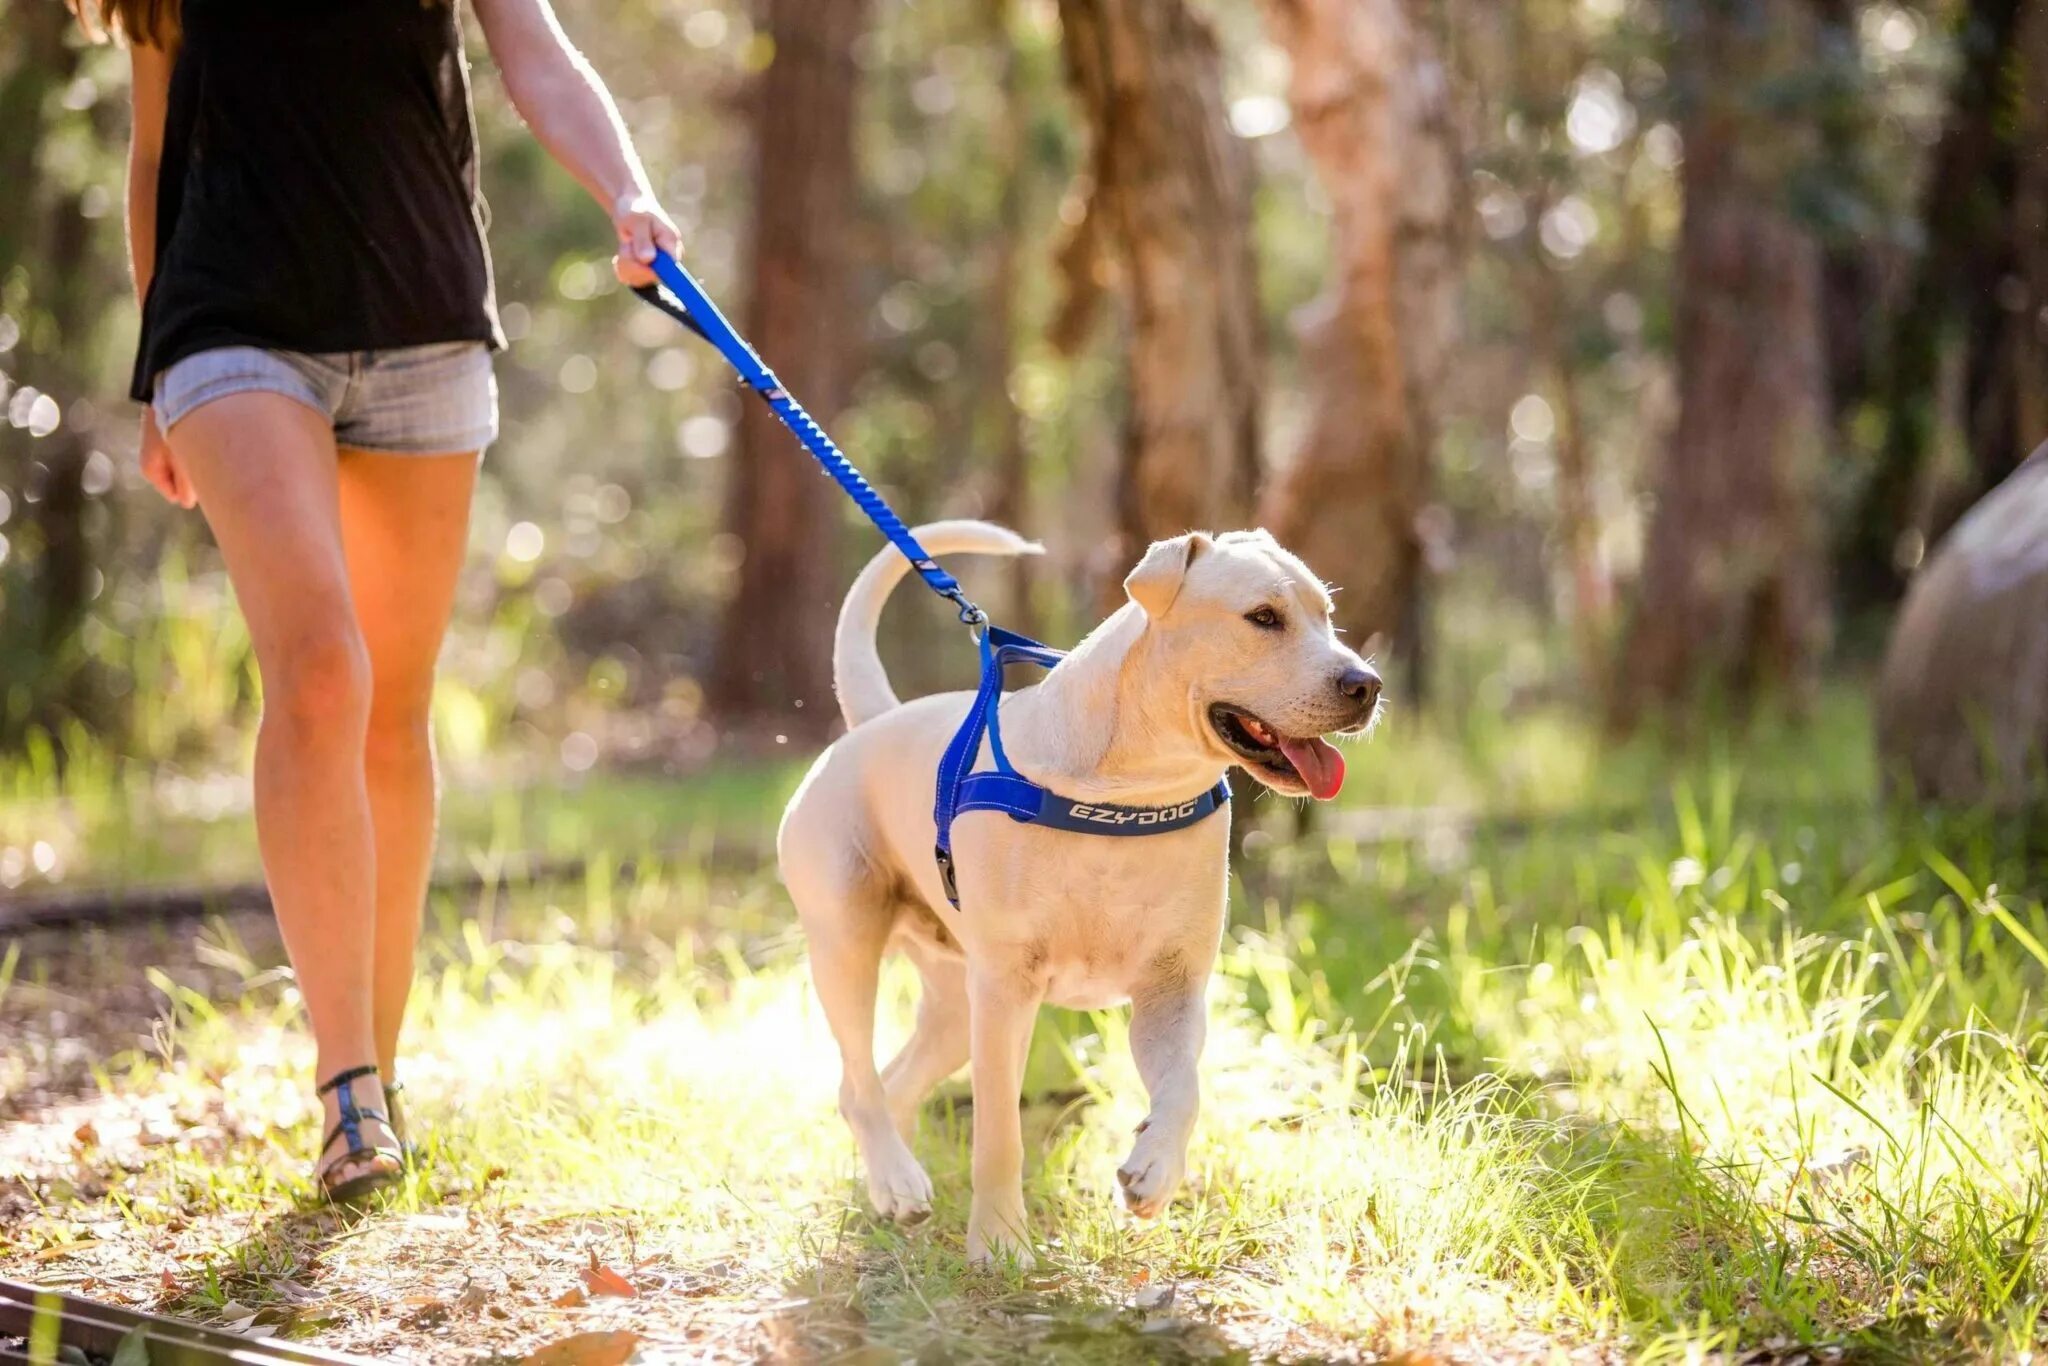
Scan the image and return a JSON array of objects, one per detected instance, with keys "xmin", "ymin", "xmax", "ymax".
[{"xmin": 0, "ymin": 1280, "xmax": 383, "ymax": 1366}]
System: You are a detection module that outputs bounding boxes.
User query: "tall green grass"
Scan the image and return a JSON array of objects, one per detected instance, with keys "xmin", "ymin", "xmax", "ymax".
[{"xmin": 6, "ymin": 775, "xmax": 2043, "ymax": 1359}]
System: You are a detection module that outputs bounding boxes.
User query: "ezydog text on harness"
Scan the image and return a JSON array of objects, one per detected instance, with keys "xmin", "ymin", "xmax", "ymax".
[{"xmin": 632, "ymin": 251, "xmax": 1228, "ymax": 908}]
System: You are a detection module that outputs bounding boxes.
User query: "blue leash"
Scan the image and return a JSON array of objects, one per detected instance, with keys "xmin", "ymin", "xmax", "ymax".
[
  {"xmin": 632, "ymin": 250, "xmax": 1227, "ymax": 908},
  {"xmin": 635, "ymin": 251, "xmax": 985, "ymax": 627}
]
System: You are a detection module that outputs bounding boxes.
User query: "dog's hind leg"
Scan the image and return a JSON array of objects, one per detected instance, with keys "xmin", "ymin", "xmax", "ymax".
[
  {"xmin": 881, "ymin": 936, "xmax": 969, "ymax": 1139},
  {"xmin": 788, "ymin": 859, "xmax": 935, "ymax": 1225},
  {"xmin": 966, "ymin": 964, "xmax": 1044, "ymax": 1266}
]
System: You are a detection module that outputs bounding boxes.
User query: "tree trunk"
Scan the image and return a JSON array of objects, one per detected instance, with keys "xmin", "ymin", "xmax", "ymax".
[
  {"xmin": 0, "ymin": 0, "xmax": 100, "ymax": 742},
  {"xmin": 1958, "ymin": 1, "xmax": 2048, "ymax": 519},
  {"xmin": 1540, "ymin": 266, "xmax": 1610, "ymax": 693},
  {"xmin": 1812, "ymin": 0, "xmax": 1880, "ymax": 430},
  {"xmin": 1845, "ymin": 0, "xmax": 2030, "ymax": 614},
  {"xmin": 983, "ymin": 0, "xmax": 1037, "ymax": 638},
  {"xmin": 1254, "ymin": 0, "xmax": 1460, "ymax": 664},
  {"xmin": 1615, "ymin": 0, "xmax": 1830, "ymax": 722},
  {"xmin": 1503, "ymin": 0, "xmax": 1609, "ymax": 693},
  {"xmin": 707, "ymin": 0, "xmax": 870, "ymax": 737},
  {"xmin": 1054, "ymin": 0, "xmax": 1262, "ymax": 604}
]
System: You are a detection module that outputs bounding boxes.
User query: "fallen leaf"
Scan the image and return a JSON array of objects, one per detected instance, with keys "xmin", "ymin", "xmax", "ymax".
[
  {"xmin": 270, "ymin": 1280, "xmax": 323, "ymax": 1306},
  {"xmin": 580, "ymin": 1250, "xmax": 637, "ymax": 1299},
  {"xmin": 1138, "ymin": 1315, "xmax": 1197, "ymax": 1336},
  {"xmin": 518, "ymin": 1330, "xmax": 641, "ymax": 1366},
  {"xmin": 213, "ymin": 1300, "xmax": 261, "ymax": 1336},
  {"xmin": 74, "ymin": 1122, "xmax": 100, "ymax": 1148},
  {"xmin": 455, "ymin": 1281, "xmax": 491, "ymax": 1314},
  {"xmin": 401, "ymin": 1212, "xmax": 467, "ymax": 1233},
  {"xmin": 158, "ymin": 1269, "xmax": 177, "ymax": 1293},
  {"xmin": 552, "ymin": 1287, "xmax": 589, "ymax": 1309},
  {"xmin": 1797, "ymin": 1147, "xmax": 1871, "ymax": 1192},
  {"xmin": 33, "ymin": 1239, "xmax": 102, "ymax": 1262}
]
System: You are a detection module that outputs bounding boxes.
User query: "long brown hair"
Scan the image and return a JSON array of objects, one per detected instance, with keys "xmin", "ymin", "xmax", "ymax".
[{"xmin": 68, "ymin": 0, "xmax": 180, "ymax": 48}]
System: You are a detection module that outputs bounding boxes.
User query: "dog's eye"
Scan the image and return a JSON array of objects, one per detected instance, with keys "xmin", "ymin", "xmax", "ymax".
[{"xmin": 1243, "ymin": 606, "xmax": 1283, "ymax": 630}]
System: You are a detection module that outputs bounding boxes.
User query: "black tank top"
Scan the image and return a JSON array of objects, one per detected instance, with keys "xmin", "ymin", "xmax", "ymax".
[{"xmin": 131, "ymin": 0, "xmax": 503, "ymax": 402}]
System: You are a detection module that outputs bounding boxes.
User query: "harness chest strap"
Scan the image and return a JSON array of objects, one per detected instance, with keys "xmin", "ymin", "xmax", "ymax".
[{"xmin": 932, "ymin": 626, "xmax": 1229, "ymax": 908}]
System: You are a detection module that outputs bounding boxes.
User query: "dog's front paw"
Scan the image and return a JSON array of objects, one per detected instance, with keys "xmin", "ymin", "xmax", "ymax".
[
  {"xmin": 1116, "ymin": 1130, "xmax": 1187, "ymax": 1219},
  {"xmin": 966, "ymin": 1219, "xmax": 1036, "ymax": 1269},
  {"xmin": 864, "ymin": 1148, "xmax": 934, "ymax": 1225}
]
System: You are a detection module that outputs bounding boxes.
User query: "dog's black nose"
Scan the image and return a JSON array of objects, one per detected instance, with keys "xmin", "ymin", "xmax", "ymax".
[{"xmin": 1339, "ymin": 666, "xmax": 1382, "ymax": 711}]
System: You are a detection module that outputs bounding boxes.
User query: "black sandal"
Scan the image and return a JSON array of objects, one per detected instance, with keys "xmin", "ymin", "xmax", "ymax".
[
  {"xmin": 316, "ymin": 1064, "xmax": 403, "ymax": 1206},
  {"xmin": 383, "ymin": 1078, "xmax": 423, "ymax": 1167}
]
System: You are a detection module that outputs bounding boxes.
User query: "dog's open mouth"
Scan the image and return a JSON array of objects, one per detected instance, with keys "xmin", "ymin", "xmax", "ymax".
[{"xmin": 1208, "ymin": 704, "xmax": 1346, "ymax": 800}]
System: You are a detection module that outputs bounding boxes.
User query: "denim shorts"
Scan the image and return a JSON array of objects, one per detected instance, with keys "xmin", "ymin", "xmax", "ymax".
[{"xmin": 152, "ymin": 342, "xmax": 498, "ymax": 455}]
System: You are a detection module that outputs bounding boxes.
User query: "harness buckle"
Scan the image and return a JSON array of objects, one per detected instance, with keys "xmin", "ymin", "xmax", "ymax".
[{"xmin": 933, "ymin": 845, "xmax": 960, "ymax": 906}]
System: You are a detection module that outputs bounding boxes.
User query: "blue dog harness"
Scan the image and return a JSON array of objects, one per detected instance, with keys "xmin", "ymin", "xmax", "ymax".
[
  {"xmin": 932, "ymin": 625, "xmax": 1230, "ymax": 907},
  {"xmin": 633, "ymin": 251, "xmax": 1229, "ymax": 908}
]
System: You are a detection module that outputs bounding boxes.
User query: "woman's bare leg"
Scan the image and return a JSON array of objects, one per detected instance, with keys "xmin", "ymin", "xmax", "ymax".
[
  {"xmin": 335, "ymin": 448, "xmax": 478, "ymax": 1078},
  {"xmin": 166, "ymin": 394, "xmax": 398, "ymax": 1184}
]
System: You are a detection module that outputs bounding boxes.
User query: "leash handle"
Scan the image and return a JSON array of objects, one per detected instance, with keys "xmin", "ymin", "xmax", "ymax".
[{"xmin": 633, "ymin": 250, "xmax": 985, "ymax": 627}]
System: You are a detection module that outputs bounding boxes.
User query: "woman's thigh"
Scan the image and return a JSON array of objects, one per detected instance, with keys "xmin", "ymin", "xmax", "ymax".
[
  {"xmin": 165, "ymin": 391, "xmax": 359, "ymax": 672},
  {"xmin": 335, "ymin": 449, "xmax": 479, "ymax": 720}
]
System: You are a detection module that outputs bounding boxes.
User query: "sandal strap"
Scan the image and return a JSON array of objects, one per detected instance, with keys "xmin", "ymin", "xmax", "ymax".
[
  {"xmin": 322, "ymin": 1111, "xmax": 394, "ymax": 1159},
  {"xmin": 317, "ymin": 1064, "xmax": 380, "ymax": 1097},
  {"xmin": 320, "ymin": 1146, "xmax": 401, "ymax": 1191}
]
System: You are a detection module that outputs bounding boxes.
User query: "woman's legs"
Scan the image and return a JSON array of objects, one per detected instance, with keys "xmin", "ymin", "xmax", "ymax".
[
  {"xmin": 166, "ymin": 394, "xmax": 398, "ymax": 1182},
  {"xmin": 334, "ymin": 448, "xmax": 478, "ymax": 1078}
]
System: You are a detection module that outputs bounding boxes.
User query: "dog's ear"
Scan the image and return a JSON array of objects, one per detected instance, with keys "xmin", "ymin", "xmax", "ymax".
[{"xmin": 1124, "ymin": 532, "xmax": 1213, "ymax": 619}]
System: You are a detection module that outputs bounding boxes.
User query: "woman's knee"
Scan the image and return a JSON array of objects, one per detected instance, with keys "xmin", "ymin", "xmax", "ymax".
[
  {"xmin": 365, "ymin": 674, "xmax": 436, "ymax": 760},
  {"xmin": 263, "ymin": 623, "xmax": 374, "ymax": 737}
]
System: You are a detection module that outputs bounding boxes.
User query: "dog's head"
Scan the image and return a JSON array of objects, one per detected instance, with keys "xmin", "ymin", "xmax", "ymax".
[{"xmin": 1124, "ymin": 530, "xmax": 1380, "ymax": 800}]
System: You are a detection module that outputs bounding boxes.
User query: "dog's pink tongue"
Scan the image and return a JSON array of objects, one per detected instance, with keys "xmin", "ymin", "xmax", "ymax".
[{"xmin": 1278, "ymin": 736, "xmax": 1345, "ymax": 800}]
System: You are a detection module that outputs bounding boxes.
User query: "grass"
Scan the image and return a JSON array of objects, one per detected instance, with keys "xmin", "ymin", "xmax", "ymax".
[{"xmin": 4, "ymin": 692, "xmax": 2047, "ymax": 1361}]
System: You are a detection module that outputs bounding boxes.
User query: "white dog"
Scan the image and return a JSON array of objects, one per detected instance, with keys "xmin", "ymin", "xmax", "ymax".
[{"xmin": 778, "ymin": 521, "xmax": 1380, "ymax": 1263}]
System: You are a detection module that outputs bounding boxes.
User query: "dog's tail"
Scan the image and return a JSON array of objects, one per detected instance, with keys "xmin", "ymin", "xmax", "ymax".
[{"xmin": 834, "ymin": 519, "xmax": 1043, "ymax": 730}]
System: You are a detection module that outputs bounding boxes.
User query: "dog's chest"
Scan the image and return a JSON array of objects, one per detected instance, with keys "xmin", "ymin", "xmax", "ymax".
[
  {"xmin": 973, "ymin": 828, "xmax": 1227, "ymax": 1010},
  {"xmin": 1040, "ymin": 932, "xmax": 1160, "ymax": 1010}
]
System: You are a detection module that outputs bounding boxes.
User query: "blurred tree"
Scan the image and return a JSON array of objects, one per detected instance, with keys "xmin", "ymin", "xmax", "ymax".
[
  {"xmin": 1615, "ymin": 0, "xmax": 1830, "ymax": 721},
  {"xmin": 1810, "ymin": 0, "xmax": 1883, "ymax": 431},
  {"xmin": 982, "ymin": 0, "xmax": 1038, "ymax": 638},
  {"xmin": 1053, "ymin": 0, "xmax": 1261, "ymax": 604},
  {"xmin": 0, "ymin": 0, "xmax": 121, "ymax": 743},
  {"xmin": 1502, "ymin": 0, "xmax": 1610, "ymax": 698},
  {"xmin": 707, "ymin": 0, "xmax": 870, "ymax": 736},
  {"xmin": 1254, "ymin": 0, "xmax": 1461, "ymax": 672},
  {"xmin": 1958, "ymin": 4, "xmax": 2048, "ymax": 514},
  {"xmin": 1846, "ymin": 0, "xmax": 2033, "ymax": 616}
]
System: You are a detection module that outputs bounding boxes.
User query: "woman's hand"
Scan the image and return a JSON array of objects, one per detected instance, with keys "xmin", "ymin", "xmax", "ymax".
[
  {"xmin": 139, "ymin": 407, "xmax": 196, "ymax": 508},
  {"xmin": 612, "ymin": 191, "xmax": 681, "ymax": 287}
]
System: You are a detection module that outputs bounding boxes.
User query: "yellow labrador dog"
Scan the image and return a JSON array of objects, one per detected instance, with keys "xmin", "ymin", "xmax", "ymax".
[{"xmin": 778, "ymin": 521, "xmax": 1380, "ymax": 1263}]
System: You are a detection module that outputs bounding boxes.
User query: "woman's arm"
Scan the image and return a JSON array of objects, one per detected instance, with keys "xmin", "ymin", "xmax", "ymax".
[
  {"xmin": 129, "ymin": 38, "xmax": 194, "ymax": 507},
  {"xmin": 472, "ymin": 0, "xmax": 679, "ymax": 285},
  {"xmin": 128, "ymin": 41, "xmax": 171, "ymax": 306}
]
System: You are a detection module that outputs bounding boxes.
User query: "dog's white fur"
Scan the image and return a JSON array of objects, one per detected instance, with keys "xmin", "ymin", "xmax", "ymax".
[{"xmin": 779, "ymin": 520, "xmax": 1378, "ymax": 1263}]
